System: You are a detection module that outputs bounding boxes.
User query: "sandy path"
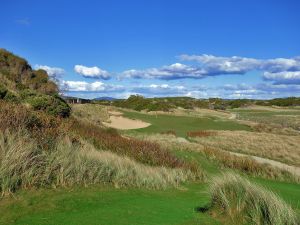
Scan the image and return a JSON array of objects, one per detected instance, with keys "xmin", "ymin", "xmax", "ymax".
[
  {"xmin": 230, "ymin": 151, "xmax": 300, "ymax": 176},
  {"xmin": 103, "ymin": 111, "xmax": 151, "ymax": 130}
]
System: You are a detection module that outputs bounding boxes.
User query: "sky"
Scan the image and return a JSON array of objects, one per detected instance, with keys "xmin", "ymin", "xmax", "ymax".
[{"xmin": 1, "ymin": 0, "xmax": 300, "ymax": 99}]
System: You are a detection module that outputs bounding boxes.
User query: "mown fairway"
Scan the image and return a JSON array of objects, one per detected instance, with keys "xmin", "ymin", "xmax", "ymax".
[
  {"xmin": 0, "ymin": 184, "xmax": 220, "ymax": 225},
  {"xmin": 1, "ymin": 174, "xmax": 299, "ymax": 225},
  {"xmin": 122, "ymin": 111, "xmax": 251, "ymax": 137}
]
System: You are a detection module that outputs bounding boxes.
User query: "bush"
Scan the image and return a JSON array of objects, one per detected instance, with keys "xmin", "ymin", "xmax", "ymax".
[
  {"xmin": 3, "ymin": 91, "xmax": 19, "ymax": 103},
  {"xmin": 0, "ymin": 84, "xmax": 8, "ymax": 99},
  {"xmin": 27, "ymin": 94, "xmax": 71, "ymax": 117},
  {"xmin": 209, "ymin": 173, "xmax": 299, "ymax": 225}
]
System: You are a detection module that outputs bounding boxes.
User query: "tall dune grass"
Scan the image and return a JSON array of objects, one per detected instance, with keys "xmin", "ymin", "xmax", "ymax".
[
  {"xmin": 0, "ymin": 131, "xmax": 194, "ymax": 195},
  {"xmin": 209, "ymin": 173, "xmax": 299, "ymax": 225}
]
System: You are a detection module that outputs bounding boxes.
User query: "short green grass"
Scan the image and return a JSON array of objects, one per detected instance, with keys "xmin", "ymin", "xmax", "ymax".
[
  {"xmin": 0, "ymin": 184, "xmax": 220, "ymax": 225},
  {"xmin": 122, "ymin": 111, "xmax": 251, "ymax": 137}
]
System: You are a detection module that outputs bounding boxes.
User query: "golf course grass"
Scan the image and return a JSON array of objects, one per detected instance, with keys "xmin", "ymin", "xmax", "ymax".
[
  {"xmin": 122, "ymin": 111, "xmax": 251, "ymax": 137},
  {"xmin": 0, "ymin": 184, "xmax": 220, "ymax": 225},
  {"xmin": 1, "ymin": 178, "xmax": 299, "ymax": 225}
]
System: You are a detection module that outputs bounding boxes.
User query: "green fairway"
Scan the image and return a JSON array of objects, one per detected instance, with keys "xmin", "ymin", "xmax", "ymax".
[
  {"xmin": 122, "ymin": 111, "xmax": 251, "ymax": 137},
  {"xmin": 0, "ymin": 184, "xmax": 220, "ymax": 225},
  {"xmin": 1, "ymin": 179, "xmax": 299, "ymax": 225}
]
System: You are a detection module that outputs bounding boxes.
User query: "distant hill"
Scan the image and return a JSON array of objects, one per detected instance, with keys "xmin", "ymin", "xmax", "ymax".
[{"xmin": 93, "ymin": 96, "xmax": 117, "ymax": 101}]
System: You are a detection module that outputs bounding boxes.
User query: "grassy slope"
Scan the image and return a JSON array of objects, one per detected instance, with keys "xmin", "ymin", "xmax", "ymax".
[
  {"xmin": 1, "ymin": 147, "xmax": 299, "ymax": 225},
  {"xmin": 122, "ymin": 111, "xmax": 250, "ymax": 137},
  {"xmin": 1, "ymin": 106, "xmax": 299, "ymax": 225}
]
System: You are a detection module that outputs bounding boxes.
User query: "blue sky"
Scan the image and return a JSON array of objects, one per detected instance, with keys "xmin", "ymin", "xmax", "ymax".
[{"xmin": 1, "ymin": 0, "xmax": 300, "ymax": 99}]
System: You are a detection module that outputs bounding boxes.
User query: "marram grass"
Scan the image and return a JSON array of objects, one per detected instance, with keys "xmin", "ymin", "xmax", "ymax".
[
  {"xmin": 209, "ymin": 172, "xmax": 299, "ymax": 225},
  {"xmin": 0, "ymin": 131, "xmax": 195, "ymax": 195}
]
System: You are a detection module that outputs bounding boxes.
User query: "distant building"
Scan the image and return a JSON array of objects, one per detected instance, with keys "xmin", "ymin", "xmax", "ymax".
[{"xmin": 62, "ymin": 96, "xmax": 91, "ymax": 104}]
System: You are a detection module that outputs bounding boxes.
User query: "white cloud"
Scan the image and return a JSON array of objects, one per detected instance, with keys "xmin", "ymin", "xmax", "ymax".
[
  {"xmin": 122, "ymin": 63, "xmax": 206, "ymax": 80},
  {"xmin": 74, "ymin": 65, "xmax": 110, "ymax": 79},
  {"xmin": 61, "ymin": 80, "xmax": 123, "ymax": 92},
  {"xmin": 35, "ymin": 65, "xmax": 65, "ymax": 79},
  {"xmin": 179, "ymin": 54, "xmax": 300, "ymax": 84},
  {"xmin": 263, "ymin": 71, "xmax": 300, "ymax": 84},
  {"xmin": 131, "ymin": 83, "xmax": 186, "ymax": 96}
]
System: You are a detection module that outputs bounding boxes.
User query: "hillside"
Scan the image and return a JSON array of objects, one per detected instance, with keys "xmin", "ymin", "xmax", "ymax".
[{"xmin": 0, "ymin": 49, "xmax": 70, "ymax": 117}]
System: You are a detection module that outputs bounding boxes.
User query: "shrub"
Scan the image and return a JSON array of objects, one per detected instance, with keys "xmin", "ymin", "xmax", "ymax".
[
  {"xmin": 3, "ymin": 91, "xmax": 19, "ymax": 103},
  {"xmin": 209, "ymin": 173, "xmax": 299, "ymax": 225},
  {"xmin": 0, "ymin": 84, "xmax": 8, "ymax": 99},
  {"xmin": 27, "ymin": 94, "xmax": 71, "ymax": 117}
]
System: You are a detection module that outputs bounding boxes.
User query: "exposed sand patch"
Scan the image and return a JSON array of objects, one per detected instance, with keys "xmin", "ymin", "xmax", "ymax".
[
  {"xmin": 230, "ymin": 152, "xmax": 300, "ymax": 177},
  {"xmin": 103, "ymin": 111, "xmax": 151, "ymax": 130}
]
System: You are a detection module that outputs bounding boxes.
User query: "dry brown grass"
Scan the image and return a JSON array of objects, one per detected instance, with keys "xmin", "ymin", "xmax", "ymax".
[
  {"xmin": 132, "ymin": 133, "xmax": 300, "ymax": 183},
  {"xmin": 72, "ymin": 103, "xmax": 110, "ymax": 125},
  {"xmin": 187, "ymin": 130, "xmax": 216, "ymax": 137},
  {"xmin": 0, "ymin": 131, "xmax": 195, "ymax": 195},
  {"xmin": 191, "ymin": 130, "xmax": 300, "ymax": 167}
]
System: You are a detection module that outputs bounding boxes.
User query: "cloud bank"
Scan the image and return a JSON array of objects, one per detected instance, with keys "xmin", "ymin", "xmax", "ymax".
[{"xmin": 121, "ymin": 54, "xmax": 300, "ymax": 85}]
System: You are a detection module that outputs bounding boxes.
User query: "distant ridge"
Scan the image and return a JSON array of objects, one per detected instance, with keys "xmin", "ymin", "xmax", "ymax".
[{"xmin": 93, "ymin": 96, "xmax": 117, "ymax": 101}]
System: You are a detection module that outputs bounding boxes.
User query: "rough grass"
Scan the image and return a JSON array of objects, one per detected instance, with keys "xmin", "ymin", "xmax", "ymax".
[
  {"xmin": 131, "ymin": 133, "xmax": 300, "ymax": 183},
  {"xmin": 209, "ymin": 173, "xmax": 299, "ymax": 225},
  {"xmin": 71, "ymin": 103, "xmax": 110, "ymax": 125},
  {"xmin": 71, "ymin": 121, "xmax": 201, "ymax": 174},
  {"xmin": 191, "ymin": 130, "xmax": 300, "ymax": 167},
  {"xmin": 0, "ymin": 131, "xmax": 195, "ymax": 195},
  {"xmin": 232, "ymin": 108, "xmax": 300, "ymax": 131}
]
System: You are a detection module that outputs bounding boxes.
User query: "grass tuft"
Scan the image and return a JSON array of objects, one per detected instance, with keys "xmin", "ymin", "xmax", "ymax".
[{"xmin": 209, "ymin": 172, "xmax": 299, "ymax": 225}]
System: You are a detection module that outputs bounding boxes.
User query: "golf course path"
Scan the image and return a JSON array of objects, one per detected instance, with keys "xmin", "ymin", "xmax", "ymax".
[{"xmin": 230, "ymin": 151, "xmax": 300, "ymax": 176}]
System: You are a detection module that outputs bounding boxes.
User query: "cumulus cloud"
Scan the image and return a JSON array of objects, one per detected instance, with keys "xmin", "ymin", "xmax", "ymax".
[
  {"xmin": 121, "ymin": 54, "xmax": 300, "ymax": 83},
  {"xmin": 61, "ymin": 80, "xmax": 123, "ymax": 92},
  {"xmin": 74, "ymin": 65, "xmax": 110, "ymax": 79},
  {"xmin": 263, "ymin": 71, "xmax": 300, "ymax": 84},
  {"xmin": 180, "ymin": 54, "xmax": 300, "ymax": 84},
  {"xmin": 35, "ymin": 65, "xmax": 65, "ymax": 80}
]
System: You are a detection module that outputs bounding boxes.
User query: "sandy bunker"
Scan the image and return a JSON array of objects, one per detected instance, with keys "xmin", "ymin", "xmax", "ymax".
[{"xmin": 103, "ymin": 111, "xmax": 151, "ymax": 130}]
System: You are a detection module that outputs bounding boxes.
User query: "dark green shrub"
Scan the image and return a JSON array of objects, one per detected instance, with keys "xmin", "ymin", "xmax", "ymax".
[
  {"xmin": 0, "ymin": 84, "xmax": 8, "ymax": 99},
  {"xmin": 27, "ymin": 94, "xmax": 71, "ymax": 117}
]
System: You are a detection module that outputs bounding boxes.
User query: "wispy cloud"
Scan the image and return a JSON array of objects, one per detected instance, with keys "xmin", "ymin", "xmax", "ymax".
[
  {"xmin": 74, "ymin": 65, "xmax": 110, "ymax": 79},
  {"xmin": 15, "ymin": 18, "xmax": 30, "ymax": 26}
]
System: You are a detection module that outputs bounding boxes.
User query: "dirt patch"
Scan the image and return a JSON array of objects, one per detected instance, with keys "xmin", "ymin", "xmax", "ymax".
[{"xmin": 103, "ymin": 111, "xmax": 151, "ymax": 130}]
